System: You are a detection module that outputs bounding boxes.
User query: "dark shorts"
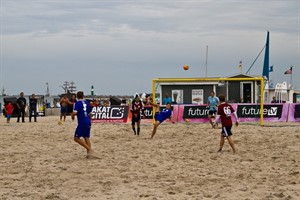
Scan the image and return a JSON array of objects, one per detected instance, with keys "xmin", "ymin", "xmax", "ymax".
[
  {"xmin": 221, "ymin": 125, "xmax": 233, "ymax": 137},
  {"xmin": 131, "ymin": 115, "xmax": 141, "ymax": 125},
  {"xmin": 154, "ymin": 112, "xmax": 165, "ymax": 123},
  {"xmin": 74, "ymin": 125, "xmax": 91, "ymax": 138},
  {"xmin": 208, "ymin": 110, "xmax": 217, "ymax": 116},
  {"xmin": 61, "ymin": 106, "xmax": 67, "ymax": 114},
  {"xmin": 7, "ymin": 114, "xmax": 12, "ymax": 119}
]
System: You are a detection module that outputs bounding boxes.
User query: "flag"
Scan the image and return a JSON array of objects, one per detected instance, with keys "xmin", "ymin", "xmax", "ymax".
[
  {"xmin": 269, "ymin": 65, "xmax": 273, "ymax": 72},
  {"xmin": 237, "ymin": 60, "xmax": 242, "ymax": 68},
  {"xmin": 284, "ymin": 66, "xmax": 293, "ymax": 74}
]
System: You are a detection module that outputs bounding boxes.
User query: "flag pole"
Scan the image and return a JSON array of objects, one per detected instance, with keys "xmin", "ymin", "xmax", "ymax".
[{"xmin": 205, "ymin": 45, "xmax": 208, "ymax": 77}]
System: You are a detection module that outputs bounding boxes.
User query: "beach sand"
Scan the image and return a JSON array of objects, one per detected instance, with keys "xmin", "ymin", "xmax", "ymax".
[{"xmin": 0, "ymin": 116, "xmax": 299, "ymax": 200}]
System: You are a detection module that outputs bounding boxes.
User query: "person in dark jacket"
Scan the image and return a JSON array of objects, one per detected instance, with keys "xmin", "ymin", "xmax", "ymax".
[
  {"xmin": 17, "ymin": 92, "xmax": 27, "ymax": 123},
  {"xmin": 29, "ymin": 94, "xmax": 38, "ymax": 122}
]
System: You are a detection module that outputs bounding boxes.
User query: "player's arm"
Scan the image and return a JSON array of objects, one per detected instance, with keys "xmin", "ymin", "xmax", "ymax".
[
  {"xmin": 16, "ymin": 100, "xmax": 21, "ymax": 109},
  {"xmin": 71, "ymin": 111, "xmax": 77, "ymax": 120},
  {"xmin": 71, "ymin": 102, "xmax": 78, "ymax": 121},
  {"xmin": 233, "ymin": 111, "xmax": 239, "ymax": 127},
  {"xmin": 148, "ymin": 101, "xmax": 159, "ymax": 108},
  {"xmin": 206, "ymin": 98, "xmax": 211, "ymax": 108},
  {"xmin": 130, "ymin": 102, "xmax": 134, "ymax": 113}
]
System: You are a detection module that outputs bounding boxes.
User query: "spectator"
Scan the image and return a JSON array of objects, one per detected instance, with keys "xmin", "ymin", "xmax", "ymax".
[
  {"xmin": 271, "ymin": 96, "xmax": 277, "ymax": 103},
  {"xmin": 4, "ymin": 101, "xmax": 14, "ymax": 123},
  {"xmin": 29, "ymin": 94, "xmax": 38, "ymax": 122},
  {"xmin": 163, "ymin": 93, "xmax": 172, "ymax": 105},
  {"xmin": 17, "ymin": 92, "xmax": 27, "ymax": 123}
]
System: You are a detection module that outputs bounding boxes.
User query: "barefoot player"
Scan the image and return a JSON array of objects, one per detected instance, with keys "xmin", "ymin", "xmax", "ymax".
[
  {"xmin": 71, "ymin": 91, "xmax": 98, "ymax": 158},
  {"xmin": 131, "ymin": 94, "xmax": 144, "ymax": 135},
  {"xmin": 60, "ymin": 94, "xmax": 70, "ymax": 122},
  {"xmin": 148, "ymin": 101, "xmax": 174, "ymax": 139},
  {"xmin": 213, "ymin": 94, "xmax": 238, "ymax": 153},
  {"xmin": 207, "ymin": 91, "xmax": 219, "ymax": 127}
]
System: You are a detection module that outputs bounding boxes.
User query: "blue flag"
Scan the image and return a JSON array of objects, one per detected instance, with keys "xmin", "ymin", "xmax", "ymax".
[{"xmin": 269, "ymin": 65, "xmax": 273, "ymax": 72}]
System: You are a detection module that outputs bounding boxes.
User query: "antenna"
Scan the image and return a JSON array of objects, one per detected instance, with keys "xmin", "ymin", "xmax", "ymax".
[
  {"xmin": 46, "ymin": 83, "xmax": 50, "ymax": 96},
  {"xmin": 205, "ymin": 45, "xmax": 208, "ymax": 77}
]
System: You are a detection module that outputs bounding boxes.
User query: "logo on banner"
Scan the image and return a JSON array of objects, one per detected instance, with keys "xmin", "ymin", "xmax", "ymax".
[
  {"xmin": 183, "ymin": 106, "xmax": 209, "ymax": 118},
  {"xmin": 294, "ymin": 104, "xmax": 300, "ymax": 118},
  {"xmin": 143, "ymin": 107, "xmax": 154, "ymax": 119},
  {"xmin": 237, "ymin": 105, "xmax": 283, "ymax": 118},
  {"xmin": 91, "ymin": 106, "xmax": 128, "ymax": 122}
]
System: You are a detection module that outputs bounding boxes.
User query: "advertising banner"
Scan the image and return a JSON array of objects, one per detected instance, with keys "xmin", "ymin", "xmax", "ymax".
[
  {"xmin": 236, "ymin": 104, "xmax": 283, "ymax": 118},
  {"xmin": 288, "ymin": 104, "xmax": 300, "ymax": 122},
  {"xmin": 183, "ymin": 106, "xmax": 209, "ymax": 118},
  {"xmin": 172, "ymin": 90, "xmax": 183, "ymax": 104},
  {"xmin": 192, "ymin": 89, "xmax": 204, "ymax": 104},
  {"xmin": 93, "ymin": 104, "xmax": 299, "ymax": 123},
  {"xmin": 91, "ymin": 106, "xmax": 129, "ymax": 123},
  {"xmin": 178, "ymin": 104, "xmax": 291, "ymax": 123}
]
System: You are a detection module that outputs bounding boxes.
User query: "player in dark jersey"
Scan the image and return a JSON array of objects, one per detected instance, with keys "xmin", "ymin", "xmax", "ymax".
[
  {"xmin": 71, "ymin": 91, "xmax": 98, "ymax": 158},
  {"xmin": 131, "ymin": 95, "xmax": 144, "ymax": 135},
  {"xmin": 148, "ymin": 101, "xmax": 174, "ymax": 139},
  {"xmin": 213, "ymin": 94, "xmax": 238, "ymax": 153}
]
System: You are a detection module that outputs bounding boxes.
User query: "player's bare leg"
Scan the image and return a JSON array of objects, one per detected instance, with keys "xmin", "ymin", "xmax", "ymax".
[
  {"xmin": 74, "ymin": 137, "xmax": 91, "ymax": 151},
  {"xmin": 208, "ymin": 115, "xmax": 213, "ymax": 127},
  {"xmin": 132, "ymin": 124, "xmax": 136, "ymax": 135},
  {"xmin": 151, "ymin": 122, "xmax": 160, "ymax": 139},
  {"xmin": 227, "ymin": 136, "xmax": 236, "ymax": 153},
  {"xmin": 218, "ymin": 135, "xmax": 225, "ymax": 152}
]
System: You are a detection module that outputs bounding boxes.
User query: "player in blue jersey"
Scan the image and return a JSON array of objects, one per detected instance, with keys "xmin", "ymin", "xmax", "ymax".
[
  {"xmin": 148, "ymin": 101, "xmax": 174, "ymax": 139},
  {"xmin": 207, "ymin": 91, "xmax": 219, "ymax": 127},
  {"xmin": 71, "ymin": 91, "xmax": 98, "ymax": 158}
]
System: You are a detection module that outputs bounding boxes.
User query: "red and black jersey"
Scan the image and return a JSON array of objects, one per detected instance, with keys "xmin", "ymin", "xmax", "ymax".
[
  {"xmin": 131, "ymin": 101, "xmax": 144, "ymax": 115},
  {"xmin": 217, "ymin": 103, "xmax": 235, "ymax": 127}
]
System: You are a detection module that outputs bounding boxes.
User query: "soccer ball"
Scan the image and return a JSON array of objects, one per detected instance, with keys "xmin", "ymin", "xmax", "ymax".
[
  {"xmin": 58, "ymin": 121, "xmax": 62, "ymax": 125},
  {"xmin": 183, "ymin": 64, "xmax": 189, "ymax": 70},
  {"xmin": 185, "ymin": 118, "xmax": 190, "ymax": 123}
]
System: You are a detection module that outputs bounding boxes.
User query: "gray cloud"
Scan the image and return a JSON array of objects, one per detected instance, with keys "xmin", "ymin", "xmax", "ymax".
[{"xmin": 1, "ymin": 0, "xmax": 299, "ymax": 95}]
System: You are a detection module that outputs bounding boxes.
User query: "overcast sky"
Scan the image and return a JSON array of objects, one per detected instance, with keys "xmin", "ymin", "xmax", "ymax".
[{"xmin": 1, "ymin": 0, "xmax": 299, "ymax": 96}]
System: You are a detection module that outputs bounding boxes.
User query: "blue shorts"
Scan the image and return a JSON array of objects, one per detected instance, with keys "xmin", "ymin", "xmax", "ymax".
[
  {"xmin": 74, "ymin": 125, "xmax": 91, "ymax": 138},
  {"xmin": 154, "ymin": 112, "xmax": 165, "ymax": 123},
  {"xmin": 7, "ymin": 114, "xmax": 12, "ymax": 119},
  {"xmin": 61, "ymin": 106, "xmax": 68, "ymax": 114}
]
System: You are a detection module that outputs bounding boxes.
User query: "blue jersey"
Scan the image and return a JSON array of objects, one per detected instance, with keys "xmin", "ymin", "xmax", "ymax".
[
  {"xmin": 74, "ymin": 100, "xmax": 91, "ymax": 126},
  {"xmin": 155, "ymin": 109, "xmax": 172, "ymax": 123},
  {"xmin": 208, "ymin": 96, "xmax": 219, "ymax": 111}
]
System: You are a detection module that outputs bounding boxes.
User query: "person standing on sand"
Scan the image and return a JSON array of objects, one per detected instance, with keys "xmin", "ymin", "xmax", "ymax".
[
  {"xmin": 207, "ymin": 91, "xmax": 219, "ymax": 128},
  {"xmin": 213, "ymin": 94, "xmax": 238, "ymax": 153},
  {"xmin": 29, "ymin": 94, "xmax": 38, "ymax": 122},
  {"xmin": 131, "ymin": 94, "xmax": 144, "ymax": 136},
  {"xmin": 71, "ymin": 91, "xmax": 98, "ymax": 158},
  {"xmin": 60, "ymin": 94, "xmax": 70, "ymax": 122},
  {"xmin": 4, "ymin": 101, "xmax": 14, "ymax": 123},
  {"xmin": 17, "ymin": 92, "xmax": 27, "ymax": 123}
]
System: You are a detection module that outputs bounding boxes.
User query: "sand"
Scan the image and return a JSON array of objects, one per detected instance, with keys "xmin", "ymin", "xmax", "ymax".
[{"xmin": 0, "ymin": 116, "xmax": 299, "ymax": 200}]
